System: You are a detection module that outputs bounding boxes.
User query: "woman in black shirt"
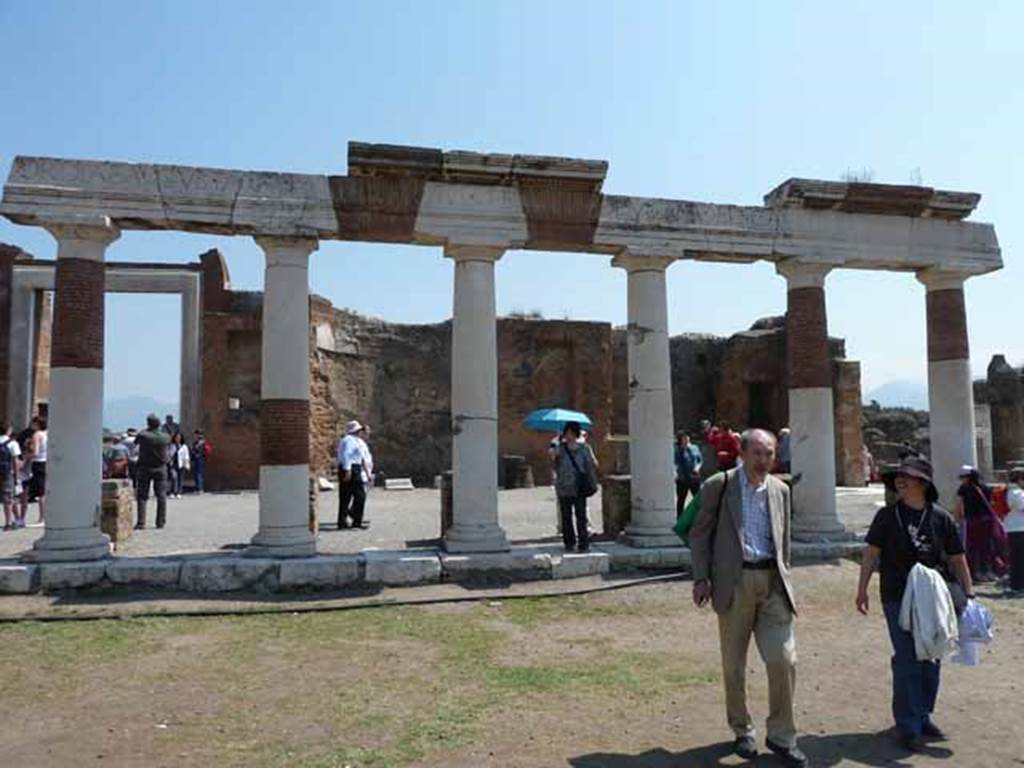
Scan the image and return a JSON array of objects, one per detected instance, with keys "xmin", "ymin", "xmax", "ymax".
[{"xmin": 855, "ymin": 456, "xmax": 974, "ymax": 754}]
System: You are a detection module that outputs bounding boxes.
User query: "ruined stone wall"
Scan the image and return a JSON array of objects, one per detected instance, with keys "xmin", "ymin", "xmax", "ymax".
[
  {"xmin": 498, "ymin": 319, "xmax": 613, "ymax": 485},
  {"xmin": 193, "ymin": 261, "xmax": 863, "ymax": 490},
  {"xmin": 669, "ymin": 334, "xmax": 727, "ymax": 434},
  {"xmin": 311, "ymin": 308, "xmax": 451, "ymax": 485},
  {"xmin": 31, "ymin": 290, "xmax": 51, "ymax": 413},
  {"xmin": 975, "ymin": 354, "xmax": 1024, "ymax": 468},
  {"xmin": 199, "ymin": 250, "xmax": 262, "ymax": 491},
  {"xmin": 0, "ymin": 245, "xmax": 18, "ymax": 426},
  {"xmin": 833, "ymin": 360, "xmax": 865, "ymax": 486}
]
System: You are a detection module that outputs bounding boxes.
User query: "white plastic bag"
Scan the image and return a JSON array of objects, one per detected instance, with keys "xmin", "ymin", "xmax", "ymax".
[
  {"xmin": 952, "ymin": 599, "xmax": 993, "ymax": 666},
  {"xmin": 959, "ymin": 599, "xmax": 994, "ymax": 644}
]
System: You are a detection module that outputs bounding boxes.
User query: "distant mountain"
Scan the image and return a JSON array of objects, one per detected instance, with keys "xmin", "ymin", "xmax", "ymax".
[
  {"xmin": 864, "ymin": 380, "xmax": 928, "ymax": 410},
  {"xmin": 104, "ymin": 396, "xmax": 179, "ymax": 431}
]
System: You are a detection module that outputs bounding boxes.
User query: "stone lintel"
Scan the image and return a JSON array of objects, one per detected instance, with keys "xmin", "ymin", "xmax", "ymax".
[
  {"xmin": 349, "ymin": 142, "xmax": 607, "ymax": 191},
  {"xmin": 764, "ymin": 178, "xmax": 981, "ymax": 220},
  {"xmin": 2, "ymin": 156, "xmax": 1000, "ymax": 275}
]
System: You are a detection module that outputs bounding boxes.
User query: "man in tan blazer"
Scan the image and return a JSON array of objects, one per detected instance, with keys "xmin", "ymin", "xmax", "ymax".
[{"xmin": 689, "ymin": 428, "xmax": 806, "ymax": 767}]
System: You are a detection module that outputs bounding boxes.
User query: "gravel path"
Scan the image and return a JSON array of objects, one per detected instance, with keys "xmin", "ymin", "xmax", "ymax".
[{"xmin": 0, "ymin": 484, "xmax": 886, "ymax": 560}]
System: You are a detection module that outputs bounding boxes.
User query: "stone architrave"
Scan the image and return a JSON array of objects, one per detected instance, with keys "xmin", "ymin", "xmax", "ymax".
[
  {"xmin": 776, "ymin": 260, "xmax": 847, "ymax": 540},
  {"xmin": 443, "ymin": 245, "xmax": 510, "ymax": 553},
  {"xmin": 25, "ymin": 218, "xmax": 120, "ymax": 562},
  {"xmin": 918, "ymin": 268, "xmax": 978, "ymax": 508},
  {"xmin": 613, "ymin": 251, "xmax": 679, "ymax": 548},
  {"xmin": 247, "ymin": 236, "xmax": 318, "ymax": 558}
]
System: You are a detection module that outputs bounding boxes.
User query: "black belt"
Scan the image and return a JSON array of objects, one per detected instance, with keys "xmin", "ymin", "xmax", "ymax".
[{"xmin": 742, "ymin": 559, "xmax": 775, "ymax": 570}]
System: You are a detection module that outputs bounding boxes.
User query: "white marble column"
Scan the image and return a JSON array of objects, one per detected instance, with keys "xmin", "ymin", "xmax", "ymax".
[
  {"xmin": 777, "ymin": 260, "xmax": 846, "ymax": 540},
  {"xmin": 247, "ymin": 236, "xmax": 317, "ymax": 558},
  {"xmin": 443, "ymin": 245, "xmax": 510, "ymax": 553},
  {"xmin": 918, "ymin": 268, "xmax": 977, "ymax": 508},
  {"xmin": 26, "ymin": 218, "xmax": 120, "ymax": 562},
  {"xmin": 614, "ymin": 252, "xmax": 679, "ymax": 548}
]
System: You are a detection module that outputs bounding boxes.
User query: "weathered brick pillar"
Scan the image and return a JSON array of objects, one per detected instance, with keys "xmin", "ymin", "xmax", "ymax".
[
  {"xmin": 247, "ymin": 236, "xmax": 317, "ymax": 558},
  {"xmin": 777, "ymin": 260, "xmax": 846, "ymax": 540},
  {"xmin": 614, "ymin": 251, "xmax": 679, "ymax": 548},
  {"xmin": 443, "ymin": 245, "xmax": 510, "ymax": 553},
  {"xmin": 26, "ymin": 219, "xmax": 120, "ymax": 562},
  {"xmin": 918, "ymin": 268, "xmax": 977, "ymax": 508}
]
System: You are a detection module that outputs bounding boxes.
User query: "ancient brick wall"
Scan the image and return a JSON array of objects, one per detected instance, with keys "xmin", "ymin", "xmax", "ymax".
[
  {"xmin": 199, "ymin": 250, "xmax": 262, "ymax": 491},
  {"xmin": 196, "ymin": 266, "xmax": 863, "ymax": 490},
  {"xmin": 311, "ymin": 309, "xmax": 451, "ymax": 485},
  {"xmin": 0, "ymin": 244, "xmax": 18, "ymax": 425},
  {"xmin": 976, "ymin": 355, "xmax": 1024, "ymax": 468},
  {"xmin": 833, "ymin": 360, "xmax": 865, "ymax": 486},
  {"xmin": 498, "ymin": 318, "xmax": 613, "ymax": 485}
]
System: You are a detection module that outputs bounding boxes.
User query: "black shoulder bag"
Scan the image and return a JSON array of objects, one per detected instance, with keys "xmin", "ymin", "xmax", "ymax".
[{"xmin": 563, "ymin": 444, "xmax": 598, "ymax": 498}]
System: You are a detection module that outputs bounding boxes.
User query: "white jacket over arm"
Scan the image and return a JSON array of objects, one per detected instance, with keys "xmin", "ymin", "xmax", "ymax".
[{"xmin": 899, "ymin": 563, "xmax": 958, "ymax": 661}]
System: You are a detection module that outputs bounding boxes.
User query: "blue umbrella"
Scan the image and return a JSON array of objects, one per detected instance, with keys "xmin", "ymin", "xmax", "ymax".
[{"xmin": 523, "ymin": 408, "xmax": 593, "ymax": 433}]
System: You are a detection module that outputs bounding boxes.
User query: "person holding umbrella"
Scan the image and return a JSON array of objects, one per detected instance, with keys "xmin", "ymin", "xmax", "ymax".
[{"xmin": 552, "ymin": 420, "xmax": 599, "ymax": 553}]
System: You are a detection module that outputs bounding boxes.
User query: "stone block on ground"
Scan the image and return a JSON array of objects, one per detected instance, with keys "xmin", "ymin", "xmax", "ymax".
[
  {"xmin": 384, "ymin": 478, "xmax": 415, "ymax": 491},
  {"xmin": 363, "ymin": 550, "xmax": 441, "ymax": 586},
  {"xmin": 551, "ymin": 551, "xmax": 610, "ymax": 579},
  {"xmin": 178, "ymin": 557, "xmax": 279, "ymax": 592},
  {"xmin": 597, "ymin": 542, "xmax": 688, "ymax": 572},
  {"xmin": 106, "ymin": 558, "xmax": 182, "ymax": 587},
  {"xmin": 440, "ymin": 549, "xmax": 553, "ymax": 583},
  {"xmin": 101, "ymin": 479, "xmax": 134, "ymax": 548},
  {"xmin": 278, "ymin": 555, "xmax": 361, "ymax": 589},
  {"xmin": 792, "ymin": 540, "xmax": 863, "ymax": 563},
  {"xmin": 0, "ymin": 564, "xmax": 39, "ymax": 593},
  {"xmin": 39, "ymin": 560, "xmax": 110, "ymax": 591}
]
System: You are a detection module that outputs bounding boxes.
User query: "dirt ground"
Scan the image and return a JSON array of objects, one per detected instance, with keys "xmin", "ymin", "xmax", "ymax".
[{"xmin": 1, "ymin": 561, "xmax": 1022, "ymax": 768}]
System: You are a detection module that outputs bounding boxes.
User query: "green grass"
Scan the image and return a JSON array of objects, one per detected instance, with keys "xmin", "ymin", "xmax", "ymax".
[{"xmin": 0, "ymin": 597, "xmax": 718, "ymax": 768}]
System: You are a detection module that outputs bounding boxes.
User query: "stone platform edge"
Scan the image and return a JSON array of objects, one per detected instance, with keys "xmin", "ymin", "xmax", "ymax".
[{"xmin": 0, "ymin": 540, "xmax": 864, "ymax": 595}]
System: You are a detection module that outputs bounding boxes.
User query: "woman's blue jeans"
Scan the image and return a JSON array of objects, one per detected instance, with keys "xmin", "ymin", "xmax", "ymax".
[{"xmin": 883, "ymin": 601, "xmax": 941, "ymax": 736}]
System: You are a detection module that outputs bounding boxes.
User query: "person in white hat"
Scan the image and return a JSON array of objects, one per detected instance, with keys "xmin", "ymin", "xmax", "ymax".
[{"xmin": 336, "ymin": 420, "xmax": 368, "ymax": 529}]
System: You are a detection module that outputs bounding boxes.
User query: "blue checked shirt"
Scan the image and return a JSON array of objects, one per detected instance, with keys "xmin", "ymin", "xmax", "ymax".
[{"xmin": 738, "ymin": 467, "xmax": 775, "ymax": 562}]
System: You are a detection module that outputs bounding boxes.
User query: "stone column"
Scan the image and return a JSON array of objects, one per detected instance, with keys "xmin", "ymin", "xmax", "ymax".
[
  {"xmin": 26, "ymin": 219, "xmax": 120, "ymax": 562},
  {"xmin": 7, "ymin": 276, "xmax": 36, "ymax": 431},
  {"xmin": 247, "ymin": 236, "xmax": 317, "ymax": 558},
  {"xmin": 179, "ymin": 276, "xmax": 201, "ymax": 436},
  {"xmin": 443, "ymin": 245, "xmax": 510, "ymax": 553},
  {"xmin": 777, "ymin": 260, "xmax": 846, "ymax": 540},
  {"xmin": 918, "ymin": 269, "xmax": 977, "ymax": 508},
  {"xmin": 613, "ymin": 252, "xmax": 679, "ymax": 548}
]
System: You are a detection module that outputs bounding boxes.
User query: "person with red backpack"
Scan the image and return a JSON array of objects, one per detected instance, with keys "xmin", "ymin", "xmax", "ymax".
[{"xmin": 190, "ymin": 430, "xmax": 212, "ymax": 494}]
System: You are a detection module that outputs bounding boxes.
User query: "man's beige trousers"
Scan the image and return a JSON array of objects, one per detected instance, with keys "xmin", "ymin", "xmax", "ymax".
[{"xmin": 716, "ymin": 568, "xmax": 797, "ymax": 747}]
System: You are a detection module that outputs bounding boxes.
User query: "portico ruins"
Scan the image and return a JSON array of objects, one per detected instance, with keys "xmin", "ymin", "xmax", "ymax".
[{"xmin": 0, "ymin": 144, "xmax": 1002, "ymax": 561}]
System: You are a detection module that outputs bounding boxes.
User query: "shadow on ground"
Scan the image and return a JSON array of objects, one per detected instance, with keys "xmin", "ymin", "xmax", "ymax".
[{"xmin": 569, "ymin": 732, "xmax": 954, "ymax": 767}]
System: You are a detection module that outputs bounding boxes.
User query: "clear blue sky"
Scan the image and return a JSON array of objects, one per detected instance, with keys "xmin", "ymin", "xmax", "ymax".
[{"xmin": 0, "ymin": 1, "xmax": 1019, "ymax": 409}]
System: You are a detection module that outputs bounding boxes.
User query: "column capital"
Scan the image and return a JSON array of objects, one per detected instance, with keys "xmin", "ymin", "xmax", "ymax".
[
  {"xmin": 444, "ymin": 244, "xmax": 505, "ymax": 263},
  {"xmin": 42, "ymin": 215, "xmax": 120, "ymax": 259},
  {"xmin": 916, "ymin": 267, "xmax": 971, "ymax": 292},
  {"xmin": 254, "ymin": 235, "xmax": 318, "ymax": 267},
  {"xmin": 610, "ymin": 250, "xmax": 674, "ymax": 273},
  {"xmin": 775, "ymin": 259, "xmax": 832, "ymax": 289}
]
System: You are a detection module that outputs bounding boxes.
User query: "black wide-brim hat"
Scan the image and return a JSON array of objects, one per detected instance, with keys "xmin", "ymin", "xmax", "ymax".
[{"xmin": 896, "ymin": 456, "xmax": 940, "ymax": 503}]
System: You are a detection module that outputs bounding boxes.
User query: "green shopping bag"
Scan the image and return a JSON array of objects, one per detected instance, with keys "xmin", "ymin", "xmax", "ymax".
[{"xmin": 673, "ymin": 490, "xmax": 701, "ymax": 542}]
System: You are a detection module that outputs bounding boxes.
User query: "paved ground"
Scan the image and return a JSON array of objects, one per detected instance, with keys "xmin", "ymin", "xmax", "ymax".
[{"xmin": 0, "ymin": 484, "xmax": 886, "ymax": 561}]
